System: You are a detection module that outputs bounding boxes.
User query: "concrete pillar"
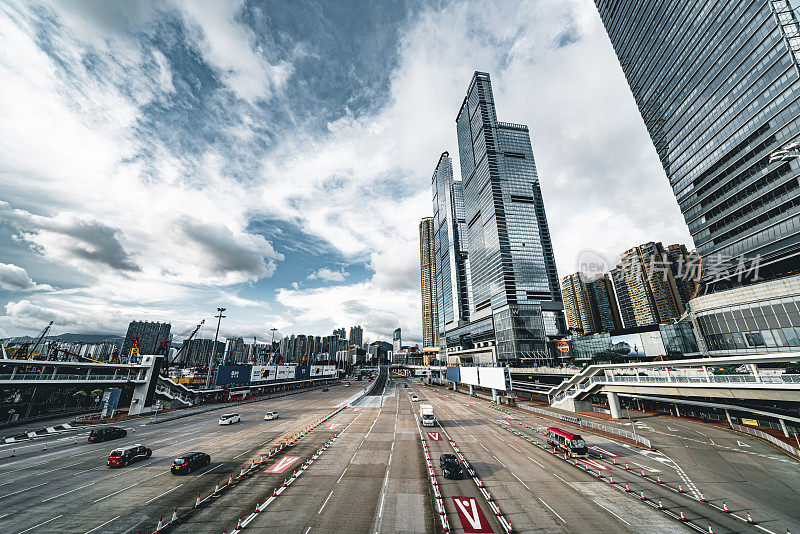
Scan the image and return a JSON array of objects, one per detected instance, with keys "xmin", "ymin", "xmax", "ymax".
[
  {"xmin": 452, "ymin": 381, "xmax": 457, "ymax": 391},
  {"xmin": 606, "ymin": 391, "xmax": 622, "ymax": 419},
  {"xmin": 780, "ymin": 418, "xmax": 790, "ymax": 438},
  {"xmin": 702, "ymin": 366, "xmax": 711, "ymax": 382},
  {"xmin": 724, "ymin": 409, "xmax": 732, "ymax": 427},
  {"xmin": 469, "ymin": 384, "xmax": 474, "ymax": 396},
  {"xmin": 749, "ymin": 364, "xmax": 761, "ymax": 383},
  {"xmin": 492, "ymin": 388, "xmax": 498, "ymax": 403},
  {"xmin": 674, "ymin": 404, "xmax": 681, "ymax": 417}
]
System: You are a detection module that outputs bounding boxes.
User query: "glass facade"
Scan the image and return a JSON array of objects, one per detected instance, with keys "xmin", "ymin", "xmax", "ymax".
[
  {"xmin": 453, "ymin": 72, "xmax": 565, "ymax": 361},
  {"xmin": 596, "ymin": 0, "xmax": 800, "ymax": 285},
  {"xmin": 695, "ymin": 294, "xmax": 800, "ymax": 353}
]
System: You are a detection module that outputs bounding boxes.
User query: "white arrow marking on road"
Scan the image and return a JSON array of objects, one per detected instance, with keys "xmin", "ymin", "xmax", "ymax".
[
  {"xmin": 736, "ymin": 441, "xmax": 751, "ymax": 448},
  {"xmin": 454, "ymin": 498, "xmax": 483, "ymax": 530}
]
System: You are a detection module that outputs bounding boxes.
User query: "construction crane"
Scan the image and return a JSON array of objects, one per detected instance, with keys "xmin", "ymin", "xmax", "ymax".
[
  {"xmin": 5, "ymin": 321, "xmax": 53, "ymax": 359},
  {"xmin": 164, "ymin": 320, "xmax": 205, "ymax": 371},
  {"xmin": 28, "ymin": 321, "xmax": 53, "ymax": 359}
]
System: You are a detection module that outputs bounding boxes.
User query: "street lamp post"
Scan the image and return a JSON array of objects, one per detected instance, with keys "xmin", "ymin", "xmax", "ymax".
[{"xmin": 205, "ymin": 308, "xmax": 226, "ymax": 389}]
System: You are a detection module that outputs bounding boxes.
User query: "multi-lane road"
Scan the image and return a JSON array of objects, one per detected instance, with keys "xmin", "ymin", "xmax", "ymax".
[{"xmin": 0, "ymin": 375, "xmax": 797, "ymax": 533}]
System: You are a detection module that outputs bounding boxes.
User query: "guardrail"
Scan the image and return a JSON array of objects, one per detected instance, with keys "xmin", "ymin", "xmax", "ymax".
[
  {"xmin": 0, "ymin": 373, "xmax": 144, "ymax": 382},
  {"xmin": 730, "ymin": 423, "xmax": 800, "ymax": 458}
]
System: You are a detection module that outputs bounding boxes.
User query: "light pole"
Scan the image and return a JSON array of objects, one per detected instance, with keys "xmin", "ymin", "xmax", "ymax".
[
  {"xmin": 205, "ymin": 308, "xmax": 226, "ymax": 389},
  {"xmin": 269, "ymin": 327, "xmax": 277, "ymax": 364}
]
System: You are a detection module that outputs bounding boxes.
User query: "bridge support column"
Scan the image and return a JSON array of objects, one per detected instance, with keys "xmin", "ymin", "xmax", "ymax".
[
  {"xmin": 492, "ymin": 388, "xmax": 498, "ymax": 403},
  {"xmin": 779, "ymin": 418, "xmax": 790, "ymax": 438},
  {"xmin": 674, "ymin": 404, "xmax": 681, "ymax": 417},
  {"xmin": 453, "ymin": 381, "xmax": 457, "ymax": 392},
  {"xmin": 724, "ymin": 409, "xmax": 732, "ymax": 427},
  {"xmin": 469, "ymin": 384, "xmax": 474, "ymax": 396},
  {"xmin": 606, "ymin": 391, "xmax": 622, "ymax": 419}
]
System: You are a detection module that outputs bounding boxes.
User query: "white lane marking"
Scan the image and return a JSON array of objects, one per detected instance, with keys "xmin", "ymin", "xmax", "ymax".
[
  {"xmin": 144, "ymin": 484, "xmax": 183, "ymax": 504},
  {"xmin": 592, "ymin": 500, "xmax": 630, "ymax": 525},
  {"xmin": 41, "ymin": 482, "xmax": 95, "ymax": 502},
  {"xmin": 551, "ymin": 472, "xmax": 577, "ymax": 490},
  {"xmin": 0, "ymin": 481, "xmax": 48, "ymax": 499},
  {"xmin": 480, "ymin": 443, "xmax": 490, "ymax": 452},
  {"xmin": 511, "ymin": 471, "xmax": 529, "ymax": 490},
  {"xmin": 318, "ymin": 491, "xmax": 333, "ymax": 514},
  {"xmin": 304, "ymin": 528, "xmax": 311, "ymax": 534},
  {"xmin": 233, "ymin": 447, "xmax": 253, "ymax": 459},
  {"xmin": 337, "ymin": 467, "xmax": 347, "ymax": 483},
  {"xmin": 17, "ymin": 515, "xmax": 63, "ymax": 534},
  {"xmin": 539, "ymin": 498, "xmax": 565, "ymax": 523},
  {"xmin": 378, "ymin": 491, "xmax": 386, "ymax": 517},
  {"xmin": 492, "ymin": 455, "xmax": 507, "ymax": 468},
  {"xmin": 197, "ymin": 464, "xmax": 222, "ymax": 477},
  {"xmin": 83, "ymin": 515, "xmax": 121, "ymax": 534},
  {"xmin": 470, "ymin": 433, "xmax": 478, "ymax": 442},
  {"xmin": 96, "ymin": 481, "xmax": 140, "ymax": 501},
  {"xmin": 508, "ymin": 443, "xmax": 521, "ymax": 453},
  {"xmin": 526, "ymin": 456, "xmax": 545, "ymax": 469}
]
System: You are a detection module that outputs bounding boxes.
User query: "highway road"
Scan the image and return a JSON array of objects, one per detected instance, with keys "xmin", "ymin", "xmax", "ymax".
[{"xmin": 1, "ymin": 373, "xmax": 798, "ymax": 533}]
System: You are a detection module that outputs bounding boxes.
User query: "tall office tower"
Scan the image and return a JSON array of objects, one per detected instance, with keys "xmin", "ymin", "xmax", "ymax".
[
  {"xmin": 333, "ymin": 327, "xmax": 346, "ymax": 340},
  {"xmin": 454, "ymin": 72, "xmax": 565, "ymax": 361},
  {"xmin": 621, "ymin": 242, "xmax": 684, "ymax": 326},
  {"xmin": 561, "ymin": 273, "xmax": 597, "ymax": 334},
  {"xmin": 431, "ymin": 153, "xmax": 471, "ymax": 345},
  {"xmin": 393, "ymin": 328, "xmax": 402, "ymax": 355},
  {"xmin": 665, "ymin": 243, "xmax": 700, "ymax": 307},
  {"xmin": 587, "ymin": 274, "xmax": 623, "ymax": 332},
  {"xmin": 419, "ymin": 217, "xmax": 440, "ymax": 348},
  {"xmin": 348, "ymin": 325, "xmax": 363, "ymax": 348},
  {"xmin": 595, "ymin": 1, "xmax": 800, "ymax": 288},
  {"xmin": 120, "ymin": 321, "xmax": 171, "ymax": 359},
  {"xmin": 610, "ymin": 265, "xmax": 637, "ymax": 329}
]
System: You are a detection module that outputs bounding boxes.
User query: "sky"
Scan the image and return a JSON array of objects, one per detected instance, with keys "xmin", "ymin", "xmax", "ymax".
[{"xmin": 0, "ymin": 0, "xmax": 693, "ymax": 346}]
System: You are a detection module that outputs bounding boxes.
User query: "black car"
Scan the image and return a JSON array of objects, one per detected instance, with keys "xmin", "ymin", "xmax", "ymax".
[
  {"xmin": 440, "ymin": 454, "xmax": 463, "ymax": 479},
  {"xmin": 88, "ymin": 426, "xmax": 127, "ymax": 443},
  {"xmin": 171, "ymin": 452, "xmax": 211, "ymax": 475}
]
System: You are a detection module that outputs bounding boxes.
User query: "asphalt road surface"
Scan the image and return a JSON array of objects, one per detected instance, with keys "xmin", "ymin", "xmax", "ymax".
[{"xmin": 1, "ymin": 376, "xmax": 797, "ymax": 534}]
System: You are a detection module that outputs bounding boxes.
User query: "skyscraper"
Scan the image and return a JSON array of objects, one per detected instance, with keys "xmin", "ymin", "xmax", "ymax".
[
  {"xmin": 440, "ymin": 71, "xmax": 564, "ymax": 362},
  {"xmin": 595, "ymin": 1, "xmax": 800, "ymax": 287},
  {"xmin": 610, "ymin": 265, "xmax": 637, "ymax": 329},
  {"xmin": 620, "ymin": 242, "xmax": 684, "ymax": 326},
  {"xmin": 419, "ymin": 217, "xmax": 440, "ymax": 348},
  {"xmin": 561, "ymin": 273, "xmax": 596, "ymax": 334},
  {"xmin": 348, "ymin": 325, "xmax": 363, "ymax": 348},
  {"xmin": 587, "ymin": 274, "xmax": 623, "ymax": 332},
  {"xmin": 393, "ymin": 328, "xmax": 402, "ymax": 356},
  {"xmin": 431, "ymin": 153, "xmax": 470, "ymax": 343}
]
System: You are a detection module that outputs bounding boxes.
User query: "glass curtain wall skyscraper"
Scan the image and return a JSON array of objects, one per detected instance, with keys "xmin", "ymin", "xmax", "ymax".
[
  {"xmin": 447, "ymin": 71, "xmax": 564, "ymax": 362},
  {"xmin": 595, "ymin": 1, "xmax": 800, "ymax": 288}
]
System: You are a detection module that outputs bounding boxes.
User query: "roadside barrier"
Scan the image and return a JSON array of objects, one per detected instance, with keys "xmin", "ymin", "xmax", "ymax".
[{"xmin": 150, "ymin": 405, "xmax": 346, "ymax": 534}]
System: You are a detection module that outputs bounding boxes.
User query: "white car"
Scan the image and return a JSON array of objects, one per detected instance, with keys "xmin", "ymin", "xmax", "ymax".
[
  {"xmin": 264, "ymin": 411, "xmax": 278, "ymax": 421},
  {"xmin": 411, "ymin": 394, "xmax": 419, "ymax": 402},
  {"xmin": 219, "ymin": 413, "xmax": 241, "ymax": 425}
]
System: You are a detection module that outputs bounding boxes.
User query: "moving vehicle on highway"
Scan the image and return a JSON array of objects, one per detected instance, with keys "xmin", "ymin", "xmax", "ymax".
[
  {"xmin": 439, "ymin": 453, "xmax": 463, "ymax": 479},
  {"xmin": 344, "ymin": 382, "xmax": 351, "ymax": 387},
  {"xmin": 88, "ymin": 426, "xmax": 127, "ymax": 443},
  {"xmin": 546, "ymin": 427, "xmax": 588, "ymax": 458},
  {"xmin": 420, "ymin": 403, "xmax": 435, "ymax": 426},
  {"xmin": 107, "ymin": 444, "xmax": 152, "ymax": 467},
  {"xmin": 264, "ymin": 411, "xmax": 278, "ymax": 420},
  {"xmin": 219, "ymin": 413, "xmax": 241, "ymax": 425},
  {"xmin": 322, "ymin": 387, "xmax": 329, "ymax": 391},
  {"xmin": 171, "ymin": 452, "xmax": 211, "ymax": 474},
  {"xmin": 411, "ymin": 394, "xmax": 419, "ymax": 402}
]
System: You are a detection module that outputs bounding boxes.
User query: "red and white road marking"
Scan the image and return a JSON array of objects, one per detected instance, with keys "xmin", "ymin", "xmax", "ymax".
[
  {"xmin": 265, "ymin": 456, "xmax": 299, "ymax": 473},
  {"xmin": 427, "ymin": 432, "xmax": 442, "ymax": 441},
  {"xmin": 352, "ymin": 407, "xmax": 362, "ymax": 412},
  {"xmin": 579, "ymin": 458, "xmax": 613, "ymax": 471},
  {"xmin": 452, "ymin": 496, "xmax": 493, "ymax": 533},
  {"xmin": 588, "ymin": 445, "xmax": 620, "ymax": 457},
  {"xmin": 500, "ymin": 413, "xmax": 518, "ymax": 420},
  {"xmin": 326, "ymin": 423, "xmax": 342, "ymax": 430}
]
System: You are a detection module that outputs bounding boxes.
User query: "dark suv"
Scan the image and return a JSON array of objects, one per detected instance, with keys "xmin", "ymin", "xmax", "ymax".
[
  {"xmin": 88, "ymin": 426, "xmax": 127, "ymax": 443},
  {"xmin": 440, "ymin": 454, "xmax": 463, "ymax": 479},
  {"xmin": 171, "ymin": 452, "xmax": 210, "ymax": 475}
]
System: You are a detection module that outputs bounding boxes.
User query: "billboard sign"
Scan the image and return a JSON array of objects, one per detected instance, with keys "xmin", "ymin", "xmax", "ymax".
[
  {"xmin": 460, "ymin": 367, "xmax": 479, "ymax": 386},
  {"xmin": 311, "ymin": 365, "xmax": 323, "ymax": 377},
  {"xmin": 478, "ymin": 367, "xmax": 507, "ymax": 391},
  {"xmin": 610, "ymin": 333, "xmax": 647, "ymax": 359},
  {"xmin": 323, "ymin": 365, "xmax": 336, "ymax": 376},
  {"xmin": 250, "ymin": 365, "xmax": 276, "ymax": 383},
  {"xmin": 214, "ymin": 365, "xmax": 251, "ymax": 386},
  {"xmin": 445, "ymin": 366, "xmax": 460, "ymax": 383},
  {"xmin": 276, "ymin": 365, "xmax": 296, "ymax": 380},
  {"xmin": 295, "ymin": 365, "xmax": 310, "ymax": 380},
  {"xmin": 100, "ymin": 388, "xmax": 122, "ymax": 418}
]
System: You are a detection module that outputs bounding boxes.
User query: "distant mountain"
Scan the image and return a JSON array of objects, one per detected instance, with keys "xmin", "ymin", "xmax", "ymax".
[{"xmin": 3, "ymin": 333, "xmax": 124, "ymax": 344}]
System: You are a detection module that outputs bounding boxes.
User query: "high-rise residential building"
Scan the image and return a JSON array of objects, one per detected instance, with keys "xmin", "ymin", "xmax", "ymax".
[
  {"xmin": 561, "ymin": 273, "xmax": 597, "ymax": 334},
  {"xmin": 120, "ymin": 321, "xmax": 171, "ymax": 359},
  {"xmin": 665, "ymin": 243, "xmax": 700, "ymax": 307},
  {"xmin": 348, "ymin": 325, "xmax": 363, "ymax": 348},
  {"xmin": 419, "ymin": 217, "xmax": 440, "ymax": 348},
  {"xmin": 595, "ymin": 1, "xmax": 800, "ymax": 288},
  {"xmin": 431, "ymin": 153, "xmax": 470, "ymax": 343},
  {"xmin": 223, "ymin": 337, "xmax": 245, "ymax": 364},
  {"xmin": 434, "ymin": 71, "xmax": 564, "ymax": 363},
  {"xmin": 180, "ymin": 338, "xmax": 225, "ymax": 368},
  {"xmin": 610, "ymin": 265, "xmax": 637, "ymax": 329},
  {"xmin": 333, "ymin": 327, "xmax": 346, "ymax": 340},
  {"xmin": 587, "ymin": 274, "xmax": 623, "ymax": 332},
  {"xmin": 620, "ymin": 242, "xmax": 684, "ymax": 326}
]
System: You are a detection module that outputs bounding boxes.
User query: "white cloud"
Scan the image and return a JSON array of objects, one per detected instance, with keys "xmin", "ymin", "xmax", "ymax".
[
  {"xmin": 0, "ymin": 263, "xmax": 53, "ymax": 292},
  {"xmin": 307, "ymin": 268, "xmax": 349, "ymax": 282}
]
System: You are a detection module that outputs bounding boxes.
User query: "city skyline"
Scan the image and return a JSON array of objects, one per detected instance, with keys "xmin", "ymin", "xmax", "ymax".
[{"xmin": 0, "ymin": 0, "xmax": 694, "ymax": 345}]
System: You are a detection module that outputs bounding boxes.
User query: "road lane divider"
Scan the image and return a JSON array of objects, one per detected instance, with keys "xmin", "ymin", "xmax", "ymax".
[
  {"xmin": 414, "ymin": 413, "xmax": 450, "ymax": 532},
  {"xmin": 148, "ymin": 405, "xmax": 346, "ymax": 534},
  {"xmin": 492, "ymin": 418, "xmax": 777, "ymax": 534}
]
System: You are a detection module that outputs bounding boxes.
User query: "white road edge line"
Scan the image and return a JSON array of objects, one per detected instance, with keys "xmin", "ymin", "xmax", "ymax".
[
  {"xmin": 592, "ymin": 500, "xmax": 630, "ymax": 525},
  {"xmin": 511, "ymin": 471, "xmax": 529, "ymax": 490},
  {"xmin": 539, "ymin": 498, "xmax": 566, "ymax": 524},
  {"xmin": 318, "ymin": 490, "xmax": 333, "ymax": 514},
  {"xmin": 337, "ymin": 467, "xmax": 348, "ymax": 483}
]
